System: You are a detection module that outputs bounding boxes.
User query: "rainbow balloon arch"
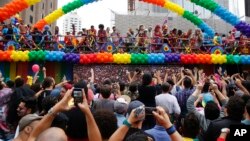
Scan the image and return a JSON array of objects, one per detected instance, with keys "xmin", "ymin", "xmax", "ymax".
[{"xmin": 0, "ymin": 50, "xmax": 249, "ymax": 65}]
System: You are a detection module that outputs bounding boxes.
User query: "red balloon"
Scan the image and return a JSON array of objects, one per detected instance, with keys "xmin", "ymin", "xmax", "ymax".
[{"xmin": 32, "ymin": 64, "xmax": 40, "ymax": 73}]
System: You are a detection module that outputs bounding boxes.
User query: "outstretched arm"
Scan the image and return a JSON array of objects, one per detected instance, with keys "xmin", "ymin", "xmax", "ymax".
[
  {"xmin": 153, "ymin": 107, "xmax": 183, "ymax": 141},
  {"xmin": 27, "ymin": 88, "xmax": 73, "ymax": 141},
  {"xmin": 109, "ymin": 108, "xmax": 145, "ymax": 141},
  {"xmin": 78, "ymin": 90, "xmax": 102, "ymax": 141}
]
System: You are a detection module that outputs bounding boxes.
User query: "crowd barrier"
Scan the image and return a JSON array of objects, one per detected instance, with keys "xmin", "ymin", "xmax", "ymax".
[{"xmin": 0, "ymin": 34, "xmax": 249, "ymax": 54}]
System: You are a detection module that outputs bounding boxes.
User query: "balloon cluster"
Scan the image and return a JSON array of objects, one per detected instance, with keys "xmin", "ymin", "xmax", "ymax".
[
  {"xmin": 240, "ymin": 55, "xmax": 250, "ymax": 65},
  {"xmin": 34, "ymin": 19, "xmax": 47, "ymax": 31},
  {"xmin": 28, "ymin": 50, "xmax": 46, "ymax": 61},
  {"xmin": 196, "ymin": 54, "xmax": 212, "ymax": 64},
  {"xmin": 0, "ymin": 50, "xmax": 250, "ymax": 65},
  {"xmin": 45, "ymin": 51, "xmax": 65, "ymax": 62},
  {"xmin": 140, "ymin": 0, "xmax": 215, "ymax": 37},
  {"xmin": 183, "ymin": 11, "xmax": 202, "ymax": 26},
  {"xmin": 0, "ymin": 51, "xmax": 12, "ymax": 62},
  {"xmin": 183, "ymin": 11, "xmax": 214, "ymax": 37},
  {"xmin": 96, "ymin": 53, "xmax": 114, "ymax": 63},
  {"xmin": 113, "ymin": 53, "xmax": 131, "ymax": 64},
  {"xmin": 34, "ymin": 0, "xmax": 96, "ymax": 30},
  {"xmin": 226, "ymin": 54, "xmax": 241, "ymax": 64},
  {"xmin": 190, "ymin": 0, "xmax": 218, "ymax": 12},
  {"xmin": 181, "ymin": 54, "xmax": 197, "ymax": 64},
  {"xmin": 131, "ymin": 54, "xmax": 148, "ymax": 64},
  {"xmin": 0, "ymin": 0, "xmax": 30, "ymax": 22},
  {"xmin": 211, "ymin": 54, "xmax": 227, "ymax": 64},
  {"xmin": 64, "ymin": 53, "xmax": 80, "ymax": 64},
  {"xmin": 164, "ymin": 0, "xmax": 184, "ymax": 15},
  {"xmin": 141, "ymin": 0, "xmax": 165, "ymax": 6},
  {"xmin": 165, "ymin": 53, "xmax": 180, "ymax": 63},
  {"xmin": 198, "ymin": 23, "xmax": 215, "ymax": 37},
  {"xmin": 148, "ymin": 53, "xmax": 165, "ymax": 64},
  {"xmin": 44, "ymin": 8, "xmax": 64, "ymax": 24},
  {"xmin": 11, "ymin": 51, "xmax": 29, "ymax": 62},
  {"xmin": 189, "ymin": 0, "xmax": 249, "ymax": 37},
  {"xmin": 79, "ymin": 54, "xmax": 97, "ymax": 64},
  {"xmin": 62, "ymin": 0, "xmax": 83, "ymax": 14},
  {"xmin": 214, "ymin": 6, "xmax": 240, "ymax": 26},
  {"xmin": 234, "ymin": 21, "xmax": 250, "ymax": 38}
]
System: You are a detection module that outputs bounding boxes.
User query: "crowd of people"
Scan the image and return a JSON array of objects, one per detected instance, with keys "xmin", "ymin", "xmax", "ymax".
[
  {"xmin": 0, "ymin": 21, "xmax": 249, "ymax": 53},
  {"xmin": 0, "ymin": 65, "xmax": 250, "ymax": 141}
]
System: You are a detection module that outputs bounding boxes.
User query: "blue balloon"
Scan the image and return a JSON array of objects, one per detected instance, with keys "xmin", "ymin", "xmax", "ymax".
[{"xmin": 81, "ymin": 0, "xmax": 95, "ymax": 4}]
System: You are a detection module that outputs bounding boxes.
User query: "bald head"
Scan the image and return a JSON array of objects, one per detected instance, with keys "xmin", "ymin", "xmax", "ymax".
[{"xmin": 36, "ymin": 127, "xmax": 67, "ymax": 141}]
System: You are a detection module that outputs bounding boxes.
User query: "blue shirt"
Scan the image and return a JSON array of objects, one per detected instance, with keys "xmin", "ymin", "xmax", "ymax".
[
  {"xmin": 115, "ymin": 113, "xmax": 126, "ymax": 127},
  {"xmin": 175, "ymin": 88, "xmax": 195, "ymax": 117},
  {"xmin": 145, "ymin": 125, "xmax": 171, "ymax": 141}
]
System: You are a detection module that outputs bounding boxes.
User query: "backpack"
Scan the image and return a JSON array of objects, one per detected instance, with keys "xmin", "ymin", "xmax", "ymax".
[{"xmin": 7, "ymin": 28, "xmax": 13, "ymax": 35}]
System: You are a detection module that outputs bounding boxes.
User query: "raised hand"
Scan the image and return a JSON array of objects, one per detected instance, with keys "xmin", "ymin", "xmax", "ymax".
[
  {"xmin": 153, "ymin": 106, "xmax": 172, "ymax": 128},
  {"xmin": 53, "ymin": 88, "xmax": 74, "ymax": 112},
  {"xmin": 78, "ymin": 89, "xmax": 90, "ymax": 113}
]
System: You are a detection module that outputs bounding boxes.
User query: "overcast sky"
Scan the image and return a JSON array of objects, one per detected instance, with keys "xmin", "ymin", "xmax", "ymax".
[
  {"xmin": 56, "ymin": 0, "xmax": 245, "ymax": 32},
  {"xmin": 57, "ymin": 0, "xmax": 128, "ymax": 32}
]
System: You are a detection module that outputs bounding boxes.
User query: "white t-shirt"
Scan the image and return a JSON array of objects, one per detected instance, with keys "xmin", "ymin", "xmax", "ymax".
[{"xmin": 155, "ymin": 93, "xmax": 181, "ymax": 115}]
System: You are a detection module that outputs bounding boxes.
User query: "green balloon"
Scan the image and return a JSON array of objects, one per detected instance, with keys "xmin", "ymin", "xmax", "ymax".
[
  {"xmin": 183, "ymin": 11, "xmax": 202, "ymax": 26},
  {"xmin": 226, "ymin": 55, "xmax": 234, "ymax": 64},
  {"xmin": 191, "ymin": 0, "xmax": 218, "ymax": 12},
  {"xmin": 62, "ymin": 0, "xmax": 84, "ymax": 14}
]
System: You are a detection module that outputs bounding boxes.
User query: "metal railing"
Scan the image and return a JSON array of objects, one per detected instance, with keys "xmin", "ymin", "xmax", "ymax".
[{"xmin": 0, "ymin": 34, "xmax": 249, "ymax": 54}]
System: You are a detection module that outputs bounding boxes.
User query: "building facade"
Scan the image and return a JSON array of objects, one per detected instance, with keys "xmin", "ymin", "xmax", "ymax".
[
  {"xmin": 245, "ymin": 0, "xmax": 250, "ymax": 17},
  {"xmin": 129, "ymin": 0, "xmax": 241, "ymax": 19},
  {"xmin": 0, "ymin": 0, "xmax": 58, "ymax": 33},
  {"xmin": 62, "ymin": 12, "xmax": 82, "ymax": 35},
  {"xmin": 120, "ymin": 0, "xmax": 246, "ymax": 35}
]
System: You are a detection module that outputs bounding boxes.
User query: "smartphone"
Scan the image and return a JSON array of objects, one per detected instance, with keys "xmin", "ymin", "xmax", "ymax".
[
  {"xmin": 134, "ymin": 106, "xmax": 145, "ymax": 120},
  {"xmin": 145, "ymin": 107, "xmax": 157, "ymax": 115},
  {"xmin": 72, "ymin": 88, "xmax": 83, "ymax": 105}
]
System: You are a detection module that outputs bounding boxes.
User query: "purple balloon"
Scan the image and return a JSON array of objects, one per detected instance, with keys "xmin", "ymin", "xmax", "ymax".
[
  {"xmin": 235, "ymin": 21, "xmax": 250, "ymax": 38},
  {"xmin": 165, "ymin": 53, "xmax": 180, "ymax": 63}
]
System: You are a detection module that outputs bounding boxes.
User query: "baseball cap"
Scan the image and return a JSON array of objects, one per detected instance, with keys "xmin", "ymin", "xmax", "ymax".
[
  {"xmin": 202, "ymin": 93, "xmax": 214, "ymax": 107},
  {"xmin": 119, "ymin": 95, "xmax": 131, "ymax": 104},
  {"xmin": 19, "ymin": 114, "xmax": 42, "ymax": 131},
  {"xmin": 50, "ymin": 88, "xmax": 61, "ymax": 97},
  {"xmin": 127, "ymin": 100, "xmax": 144, "ymax": 115},
  {"xmin": 114, "ymin": 98, "xmax": 129, "ymax": 114}
]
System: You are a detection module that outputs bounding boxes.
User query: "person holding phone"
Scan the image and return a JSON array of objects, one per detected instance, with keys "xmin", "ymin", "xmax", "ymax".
[
  {"xmin": 26, "ymin": 88, "xmax": 102, "ymax": 141},
  {"xmin": 109, "ymin": 106, "xmax": 182, "ymax": 141}
]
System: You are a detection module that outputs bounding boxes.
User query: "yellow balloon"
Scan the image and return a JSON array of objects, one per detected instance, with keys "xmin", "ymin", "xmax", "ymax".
[
  {"xmin": 44, "ymin": 8, "xmax": 64, "ymax": 24},
  {"xmin": 25, "ymin": 0, "xmax": 41, "ymax": 6},
  {"xmin": 164, "ymin": 1, "xmax": 184, "ymax": 16}
]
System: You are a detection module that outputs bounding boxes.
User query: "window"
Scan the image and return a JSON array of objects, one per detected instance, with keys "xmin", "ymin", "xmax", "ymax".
[
  {"xmin": 42, "ymin": 3, "xmax": 45, "ymax": 9},
  {"xmin": 42, "ymin": 14, "xmax": 44, "ymax": 18},
  {"xmin": 30, "ymin": 5, "xmax": 34, "ymax": 11},
  {"xmin": 30, "ymin": 16, "xmax": 33, "ymax": 24},
  {"xmin": 51, "ymin": 2, "xmax": 53, "ymax": 8}
]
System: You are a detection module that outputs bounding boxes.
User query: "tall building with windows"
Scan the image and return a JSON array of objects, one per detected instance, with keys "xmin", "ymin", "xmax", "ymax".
[
  {"xmin": 63, "ymin": 12, "xmax": 82, "ymax": 35},
  {"xmin": 0, "ymin": 0, "xmax": 58, "ymax": 33},
  {"xmin": 128, "ymin": 0, "xmax": 242, "ymax": 19}
]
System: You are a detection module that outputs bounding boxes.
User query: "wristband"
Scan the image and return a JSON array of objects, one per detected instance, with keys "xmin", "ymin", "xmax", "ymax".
[
  {"xmin": 123, "ymin": 119, "xmax": 132, "ymax": 128},
  {"xmin": 48, "ymin": 108, "xmax": 58, "ymax": 117},
  {"xmin": 166, "ymin": 125, "xmax": 176, "ymax": 135}
]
